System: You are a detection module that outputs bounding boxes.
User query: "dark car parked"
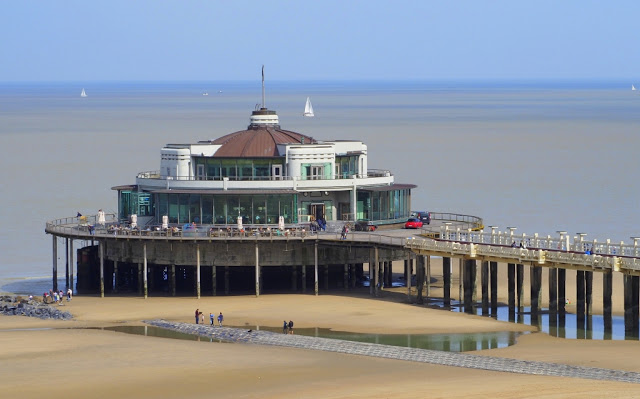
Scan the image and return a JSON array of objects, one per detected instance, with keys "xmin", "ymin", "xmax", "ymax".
[
  {"xmin": 355, "ymin": 220, "xmax": 377, "ymax": 231},
  {"xmin": 412, "ymin": 211, "xmax": 431, "ymax": 225}
]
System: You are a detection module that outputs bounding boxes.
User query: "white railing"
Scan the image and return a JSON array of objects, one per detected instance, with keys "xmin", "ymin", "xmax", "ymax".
[{"xmin": 405, "ymin": 232, "xmax": 640, "ymax": 273}]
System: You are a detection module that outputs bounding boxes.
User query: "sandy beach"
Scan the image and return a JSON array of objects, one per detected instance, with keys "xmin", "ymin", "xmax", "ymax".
[{"xmin": 2, "ymin": 260, "xmax": 640, "ymax": 399}]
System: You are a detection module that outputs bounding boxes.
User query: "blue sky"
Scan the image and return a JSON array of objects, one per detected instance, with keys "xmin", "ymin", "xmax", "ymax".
[{"xmin": 1, "ymin": 1, "xmax": 638, "ymax": 82}]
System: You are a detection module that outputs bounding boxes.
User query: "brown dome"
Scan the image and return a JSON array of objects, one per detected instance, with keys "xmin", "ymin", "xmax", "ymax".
[{"xmin": 211, "ymin": 127, "xmax": 315, "ymax": 157}]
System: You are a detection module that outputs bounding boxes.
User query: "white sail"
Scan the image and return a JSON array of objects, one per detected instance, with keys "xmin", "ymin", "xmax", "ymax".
[
  {"xmin": 633, "ymin": 84, "xmax": 636, "ymax": 91},
  {"xmin": 303, "ymin": 97, "xmax": 314, "ymax": 117},
  {"xmin": 80, "ymin": 88, "xmax": 87, "ymax": 97}
]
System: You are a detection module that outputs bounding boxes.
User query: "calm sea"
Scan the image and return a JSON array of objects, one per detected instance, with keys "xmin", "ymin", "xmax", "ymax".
[{"xmin": 0, "ymin": 80, "xmax": 638, "ymax": 291}]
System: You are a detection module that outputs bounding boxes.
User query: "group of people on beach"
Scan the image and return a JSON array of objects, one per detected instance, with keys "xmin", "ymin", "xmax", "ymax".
[
  {"xmin": 43, "ymin": 288, "xmax": 72, "ymax": 305},
  {"xmin": 195, "ymin": 309, "xmax": 223, "ymax": 326},
  {"xmin": 282, "ymin": 320, "xmax": 294, "ymax": 334}
]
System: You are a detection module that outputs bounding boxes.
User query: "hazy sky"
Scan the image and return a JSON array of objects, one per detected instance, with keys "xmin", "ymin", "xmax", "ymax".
[{"xmin": 1, "ymin": 1, "xmax": 638, "ymax": 82}]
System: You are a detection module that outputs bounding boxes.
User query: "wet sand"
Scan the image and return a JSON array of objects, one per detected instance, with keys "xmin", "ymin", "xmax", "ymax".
[{"xmin": 2, "ymin": 279, "xmax": 640, "ymax": 398}]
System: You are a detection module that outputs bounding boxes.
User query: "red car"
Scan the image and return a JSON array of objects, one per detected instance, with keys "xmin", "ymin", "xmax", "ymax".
[{"xmin": 404, "ymin": 218, "xmax": 423, "ymax": 229}]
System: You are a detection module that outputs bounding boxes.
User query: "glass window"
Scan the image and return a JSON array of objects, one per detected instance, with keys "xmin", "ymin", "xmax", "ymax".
[
  {"xmin": 168, "ymin": 194, "xmax": 179, "ymax": 223},
  {"xmin": 157, "ymin": 194, "xmax": 168, "ymax": 223},
  {"xmin": 266, "ymin": 194, "xmax": 279, "ymax": 224},
  {"xmin": 178, "ymin": 194, "xmax": 189, "ymax": 224},
  {"xmin": 238, "ymin": 160, "xmax": 253, "ymax": 180},
  {"xmin": 189, "ymin": 194, "xmax": 200, "ymax": 223},
  {"xmin": 213, "ymin": 195, "xmax": 227, "ymax": 224},
  {"xmin": 253, "ymin": 159, "xmax": 270, "ymax": 180},
  {"xmin": 253, "ymin": 195, "xmax": 266, "ymax": 224},
  {"xmin": 238, "ymin": 196, "xmax": 252, "ymax": 225},
  {"xmin": 221, "ymin": 159, "xmax": 237, "ymax": 179},
  {"xmin": 207, "ymin": 159, "xmax": 221, "ymax": 180},
  {"xmin": 201, "ymin": 195, "xmax": 213, "ymax": 224}
]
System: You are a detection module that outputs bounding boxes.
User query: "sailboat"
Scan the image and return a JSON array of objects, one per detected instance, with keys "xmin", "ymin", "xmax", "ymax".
[
  {"xmin": 633, "ymin": 84, "xmax": 636, "ymax": 91},
  {"xmin": 80, "ymin": 88, "xmax": 87, "ymax": 97},
  {"xmin": 303, "ymin": 97, "xmax": 314, "ymax": 117}
]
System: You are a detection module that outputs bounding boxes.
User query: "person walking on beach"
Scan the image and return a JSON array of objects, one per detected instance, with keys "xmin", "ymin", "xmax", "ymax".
[
  {"xmin": 217, "ymin": 312, "xmax": 224, "ymax": 326},
  {"xmin": 200, "ymin": 311, "xmax": 204, "ymax": 324},
  {"xmin": 67, "ymin": 288, "xmax": 72, "ymax": 301},
  {"xmin": 283, "ymin": 320, "xmax": 288, "ymax": 334},
  {"xmin": 288, "ymin": 320, "xmax": 294, "ymax": 334},
  {"xmin": 195, "ymin": 308, "xmax": 200, "ymax": 324},
  {"xmin": 210, "ymin": 312, "xmax": 214, "ymax": 326}
]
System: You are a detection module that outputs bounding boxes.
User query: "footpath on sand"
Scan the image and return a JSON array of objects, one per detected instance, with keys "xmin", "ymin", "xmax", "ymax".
[{"xmin": 146, "ymin": 320, "xmax": 640, "ymax": 385}]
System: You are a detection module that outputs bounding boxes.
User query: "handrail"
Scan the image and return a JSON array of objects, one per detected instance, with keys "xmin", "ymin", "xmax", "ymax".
[{"xmin": 136, "ymin": 170, "xmax": 393, "ymax": 182}]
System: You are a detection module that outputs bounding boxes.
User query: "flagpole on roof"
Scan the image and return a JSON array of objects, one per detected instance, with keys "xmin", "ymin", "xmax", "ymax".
[{"xmin": 261, "ymin": 65, "xmax": 265, "ymax": 109}]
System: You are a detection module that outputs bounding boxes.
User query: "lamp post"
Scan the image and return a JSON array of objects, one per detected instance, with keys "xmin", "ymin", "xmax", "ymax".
[
  {"xmin": 557, "ymin": 231, "xmax": 567, "ymax": 251},
  {"xmin": 488, "ymin": 225, "xmax": 498, "ymax": 245},
  {"xmin": 507, "ymin": 227, "xmax": 517, "ymax": 247}
]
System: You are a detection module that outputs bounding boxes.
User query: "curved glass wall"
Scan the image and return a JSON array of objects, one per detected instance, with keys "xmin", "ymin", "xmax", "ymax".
[{"xmin": 155, "ymin": 193, "xmax": 297, "ymax": 225}]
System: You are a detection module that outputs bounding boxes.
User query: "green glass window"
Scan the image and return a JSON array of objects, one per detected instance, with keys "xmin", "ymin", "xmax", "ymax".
[
  {"xmin": 189, "ymin": 194, "xmax": 200, "ymax": 223},
  {"xmin": 201, "ymin": 195, "xmax": 213, "ymax": 224}
]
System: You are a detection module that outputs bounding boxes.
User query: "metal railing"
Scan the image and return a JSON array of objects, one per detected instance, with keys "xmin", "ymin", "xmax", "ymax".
[
  {"xmin": 405, "ymin": 228, "xmax": 640, "ymax": 273},
  {"xmin": 422, "ymin": 212, "xmax": 484, "ymax": 233},
  {"xmin": 136, "ymin": 169, "xmax": 392, "ymax": 182}
]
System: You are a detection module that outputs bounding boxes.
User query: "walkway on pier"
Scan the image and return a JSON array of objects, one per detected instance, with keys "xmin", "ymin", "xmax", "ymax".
[{"xmin": 146, "ymin": 320, "xmax": 640, "ymax": 385}]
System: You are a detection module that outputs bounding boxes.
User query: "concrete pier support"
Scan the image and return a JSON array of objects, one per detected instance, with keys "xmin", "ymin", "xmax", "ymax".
[
  {"xmin": 405, "ymin": 257, "xmax": 411, "ymax": 302},
  {"xmin": 624, "ymin": 275, "xmax": 640, "ymax": 337},
  {"xmin": 196, "ymin": 245, "xmax": 201, "ymax": 299},
  {"xmin": 507, "ymin": 263, "xmax": 515, "ymax": 317},
  {"xmin": 171, "ymin": 264, "xmax": 176, "ymax": 296},
  {"xmin": 530, "ymin": 265, "xmax": 542, "ymax": 318},
  {"xmin": 52, "ymin": 236, "xmax": 58, "ymax": 292},
  {"xmin": 558, "ymin": 268, "xmax": 566, "ymax": 314},
  {"xmin": 458, "ymin": 258, "xmax": 463, "ymax": 307},
  {"xmin": 443, "ymin": 257, "xmax": 451, "ymax": 308},
  {"xmin": 425, "ymin": 255, "xmax": 431, "ymax": 300},
  {"xmin": 603, "ymin": 269, "xmax": 612, "ymax": 334},
  {"xmin": 137, "ymin": 263, "xmax": 143, "ymax": 295},
  {"xmin": 113, "ymin": 260, "xmax": 118, "ymax": 294},
  {"xmin": 65, "ymin": 238, "xmax": 69, "ymax": 291},
  {"xmin": 549, "ymin": 267, "xmax": 558, "ymax": 315},
  {"xmin": 143, "ymin": 243, "xmax": 148, "ymax": 299},
  {"xmin": 490, "ymin": 261, "xmax": 498, "ymax": 313},
  {"xmin": 416, "ymin": 256, "xmax": 425, "ymax": 305},
  {"xmin": 481, "ymin": 261, "xmax": 489, "ymax": 315},
  {"xmin": 585, "ymin": 271, "xmax": 593, "ymax": 316},
  {"xmin": 314, "ymin": 242, "xmax": 319, "ymax": 296},
  {"xmin": 69, "ymin": 239, "xmax": 74, "ymax": 293},
  {"xmin": 302, "ymin": 262, "xmax": 307, "ymax": 293},
  {"xmin": 374, "ymin": 247, "xmax": 380, "ymax": 297},
  {"xmin": 293, "ymin": 265, "xmax": 299, "ymax": 291},
  {"xmin": 463, "ymin": 259, "xmax": 476, "ymax": 313},
  {"xmin": 99, "ymin": 241, "xmax": 105, "ymax": 298},
  {"xmin": 302, "ymin": 247, "xmax": 307, "ymax": 293},
  {"xmin": 516, "ymin": 264, "xmax": 524, "ymax": 313},
  {"xmin": 254, "ymin": 243, "xmax": 259, "ymax": 297},
  {"xmin": 577, "ymin": 270, "xmax": 585, "ymax": 327}
]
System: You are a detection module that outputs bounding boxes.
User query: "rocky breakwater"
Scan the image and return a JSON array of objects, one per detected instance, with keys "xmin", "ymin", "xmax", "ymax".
[{"xmin": 1, "ymin": 295, "xmax": 72, "ymax": 320}]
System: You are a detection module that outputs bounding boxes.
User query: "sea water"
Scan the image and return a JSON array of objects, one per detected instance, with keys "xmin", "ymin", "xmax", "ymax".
[{"xmin": 0, "ymin": 80, "xmax": 638, "ymax": 294}]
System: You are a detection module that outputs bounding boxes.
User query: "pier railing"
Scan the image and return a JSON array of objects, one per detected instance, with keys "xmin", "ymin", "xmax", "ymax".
[{"xmin": 405, "ymin": 227, "xmax": 640, "ymax": 273}]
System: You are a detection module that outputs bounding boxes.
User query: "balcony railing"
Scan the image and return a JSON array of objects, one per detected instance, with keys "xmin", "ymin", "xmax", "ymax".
[{"xmin": 136, "ymin": 169, "xmax": 392, "ymax": 182}]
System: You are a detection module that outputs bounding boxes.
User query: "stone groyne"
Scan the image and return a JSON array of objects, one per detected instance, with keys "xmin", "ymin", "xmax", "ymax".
[
  {"xmin": 0, "ymin": 296, "xmax": 72, "ymax": 320},
  {"xmin": 146, "ymin": 320, "xmax": 640, "ymax": 384}
]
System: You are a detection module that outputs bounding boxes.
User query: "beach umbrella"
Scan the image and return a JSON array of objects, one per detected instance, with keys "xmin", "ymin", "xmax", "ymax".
[
  {"xmin": 162, "ymin": 215, "xmax": 168, "ymax": 229},
  {"xmin": 237, "ymin": 216, "xmax": 243, "ymax": 231},
  {"xmin": 130, "ymin": 214, "xmax": 137, "ymax": 228},
  {"xmin": 278, "ymin": 216, "xmax": 285, "ymax": 230}
]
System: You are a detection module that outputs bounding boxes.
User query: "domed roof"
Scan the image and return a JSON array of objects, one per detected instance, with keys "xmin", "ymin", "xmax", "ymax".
[{"xmin": 211, "ymin": 127, "xmax": 315, "ymax": 157}]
